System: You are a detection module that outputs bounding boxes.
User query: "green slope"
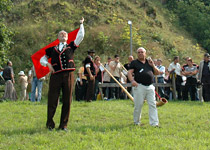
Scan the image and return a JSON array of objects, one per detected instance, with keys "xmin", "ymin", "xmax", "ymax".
[{"xmin": 3, "ymin": 0, "xmax": 205, "ymax": 72}]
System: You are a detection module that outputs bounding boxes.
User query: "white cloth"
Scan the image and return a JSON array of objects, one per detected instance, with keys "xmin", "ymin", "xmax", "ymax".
[
  {"xmin": 133, "ymin": 84, "xmax": 159, "ymax": 126},
  {"xmin": 156, "ymin": 65, "xmax": 165, "ymax": 78},
  {"xmin": 59, "ymin": 42, "xmax": 66, "ymax": 51},
  {"xmin": 168, "ymin": 62, "xmax": 182, "ymax": 76}
]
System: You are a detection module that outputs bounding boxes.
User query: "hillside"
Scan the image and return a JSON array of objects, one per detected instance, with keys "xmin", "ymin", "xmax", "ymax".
[{"xmin": 2, "ymin": 0, "xmax": 205, "ymax": 73}]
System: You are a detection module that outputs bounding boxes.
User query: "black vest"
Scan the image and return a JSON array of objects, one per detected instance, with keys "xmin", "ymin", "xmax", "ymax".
[
  {"xmin": 84, "ymin": 55, "xmax": 96, "ymax": 76},
  {"xmin": 45, "ymin": 41, "xmax": 77, "ymax": 73}
]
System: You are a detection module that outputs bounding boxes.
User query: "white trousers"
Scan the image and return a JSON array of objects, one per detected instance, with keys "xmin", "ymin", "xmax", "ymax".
[{"xmin": 133, "ymin": 84, "xmax": 159, "ymax": 126}]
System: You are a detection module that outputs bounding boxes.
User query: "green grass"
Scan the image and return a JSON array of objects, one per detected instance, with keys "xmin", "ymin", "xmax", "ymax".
[{"xmin": 0, "ymin": 100, "xmax": 210, "ymax": 150}]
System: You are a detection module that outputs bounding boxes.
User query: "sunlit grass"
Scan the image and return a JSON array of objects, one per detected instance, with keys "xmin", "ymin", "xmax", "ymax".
[{"xmin": 0, "ymin": 100, "xmax": 209, "ymax": 150}]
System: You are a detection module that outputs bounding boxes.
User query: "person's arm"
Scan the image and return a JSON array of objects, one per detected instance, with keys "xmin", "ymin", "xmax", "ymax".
[
  {"xmin": 148, "ymin": 59, "xmax": 161, "ymax": 75},
  {"xmin": 128, "ymin": 69, "xmax": 138, "ymax": 87},
  {"xmin": 109, "ymin": 61, "xmax": 118, "ymax": 71},
  {"xmin": 190, "ymin": 68, "xmax": 198, "ymax": 75},
  {"xmin": 74, "ymin": 17, "xmax": 85, "ymax": 47},
  {"xmin": 86, "ymin": 65, "xmax": 94, "ymax": 80},
  {"xmin": 159, "ymin": 66, "xmax": 165, "ymax": 75},
  {"xmin": 40, "ymin": 55, "xmax": 55, "ymax": 73},
  {"xmin": 11, "ymin": 73, "xmax": 15, "ymax": 83}
]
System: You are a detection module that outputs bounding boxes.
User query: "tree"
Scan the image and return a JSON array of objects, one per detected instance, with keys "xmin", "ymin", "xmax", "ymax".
[{"xmin": 0, "ymin": 0, "xmax": 14, "ymax": 66}]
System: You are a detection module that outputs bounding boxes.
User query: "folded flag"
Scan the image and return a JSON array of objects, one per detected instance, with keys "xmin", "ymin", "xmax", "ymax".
[{"xmin": 31, "ymin": 28, "xmax": 80, "ymax": 79}]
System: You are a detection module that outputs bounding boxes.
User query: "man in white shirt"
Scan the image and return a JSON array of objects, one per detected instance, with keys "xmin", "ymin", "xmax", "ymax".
[
  {"xmin": 168, "ymin": 56, "xmax": 183, "ymax": 100},
  {"xmin": 109, "ymin": 54, "xmax": 122, "ymax": 99}
]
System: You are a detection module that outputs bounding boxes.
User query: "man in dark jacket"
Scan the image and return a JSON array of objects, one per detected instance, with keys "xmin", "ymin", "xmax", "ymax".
[
  {"xmin": 84, "ymin": 49, "xmax": 96, "ymax": 102},
  {"xmin": 40, "ymin": 17, "xmax": 85, "ymax": 131}
]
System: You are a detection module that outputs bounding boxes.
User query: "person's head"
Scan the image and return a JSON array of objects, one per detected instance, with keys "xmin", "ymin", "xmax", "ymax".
[
  {"xmin": 204, "ymin": 53, "xmax": 210, "ymax": 62},
  {"xmin": 136, "ymin": 47, "xmax": 146, "ymax": 60},
  {"xmin": 18, "ymin": 71, "xmax": 25, "ymax": 76},
  {"xmin": 58, "ymin": 30, "xmax": 68, "ymax": 42},
  {"xmin": 173, "ymin": 56, "xmax": 179, "ymax": 64},
  {"xmin": 153, "ymin": 59, "xmax": 157, "ymax": 66},
  {"xmin": 7, "ymin": 61, "xmax": 12, "ymax": 66},
  {"xmin": 114, "ymin": 54, "xmax": 120, "ymax": 62},
  {"xmin": 157, "ymin": 59, "xmax": 162, "ymax": 66},
  {"xmin": 187, "ymin": 57, "xmax": 193, "ymax": 66},
  {"xmin": 128, "ymin": 55, "xmax": 134, "ymax": 63},
  {"xmin": 184, "ymin": 56, "xmax": 190, "ymax": 63},
  {"xmin": 94, "ymin": 55, "xmax": 100, "ymax": 64},
  {"xmin": 107, "ymin": 56, "xmax": 112, "ymax": 63},
  {"xmin": 87, "ymin": 49, "xmax": 95, "ymax": 57}
]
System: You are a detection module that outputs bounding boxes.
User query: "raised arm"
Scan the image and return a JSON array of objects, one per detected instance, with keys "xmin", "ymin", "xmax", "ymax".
[{"xmin": 74, "ymin": 17, "xmax": 85, "ymax": 47}]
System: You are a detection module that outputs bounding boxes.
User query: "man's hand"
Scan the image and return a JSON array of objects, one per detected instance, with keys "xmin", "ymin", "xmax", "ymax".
[
  {"xmin": 131, "ymin": 80, "xmax": 138, "ymax": 87},
  {"xmin": 148, "ymin": 58, "xmax": 155, "ymax": 67},
  {"xmin": 80, "ymin": 80, "xmax": 83, "ymax": 86},
  {"xmin": 80, "ymin": 17, "xmax": 84, "ymax": 24},
  {"xmin": 90, "ymin": 75, "xmax": 94, "ymax": 81},
  {"xmin": 47, "ymin": 63, "xmax": 55, "ymax": 73}
]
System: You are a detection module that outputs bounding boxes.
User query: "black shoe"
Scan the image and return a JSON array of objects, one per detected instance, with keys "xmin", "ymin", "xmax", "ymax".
[
  {"xmin": 47, "ymin": 126, "xmax": 54, "ymax": 131},
  {"xmin": 154, "ymin": 125, "xmax": 161, "ymax": 128}
]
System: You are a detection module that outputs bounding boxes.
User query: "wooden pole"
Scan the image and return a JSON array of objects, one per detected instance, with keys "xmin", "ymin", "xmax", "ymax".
[
  {"xmin": 120, "ymin": 62, "xmax": 128, "ymax": 73},
  {"xmin": 100, "ymin": 63, "xmax": 134, "ymax": 101},
  {"xmin": 172, "ymin": 73, "xmax": 176, "ymax": 99}
]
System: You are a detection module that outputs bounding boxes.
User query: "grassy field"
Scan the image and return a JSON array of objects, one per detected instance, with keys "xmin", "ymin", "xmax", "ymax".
[{"xmin": 0, "ymin": 99, "xmax": 210, "ymax": 150}]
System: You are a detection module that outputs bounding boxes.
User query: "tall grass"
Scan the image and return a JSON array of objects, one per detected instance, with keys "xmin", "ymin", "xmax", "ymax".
[{"xmin": 0, "ymin": 100, "xmax": 209, "ymax": 150}]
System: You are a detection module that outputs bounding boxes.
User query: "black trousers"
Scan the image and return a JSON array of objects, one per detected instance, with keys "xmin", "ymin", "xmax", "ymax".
[
  {"xmin": 110, "ymin": 77, "xmax": 120, "ymax": 99},
  {"xmin": 75, "ymin": 79, "xmax": 87, "ymax": 101},
  {"xmin": 46, "ymin": 71, "xmax": 74, "ymax": 129},
  {"xmin": 183, "ymin": 77, "xmax": 197, "ymax": 101},
  {"xmin": 86, "ymin": 76, "xmax": 95, "ymax": 101},
  {"xmin": 176, "ymin": 75, "xmax": 183, "ymax": 100},
  {"xmin": 202, "ymin": 75, "xmax": 210, "ymax": 102}
]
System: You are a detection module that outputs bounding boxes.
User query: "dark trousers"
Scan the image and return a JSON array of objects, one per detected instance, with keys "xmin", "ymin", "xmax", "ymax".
[
  {"xmin": 157, "ymin": 77, "xmax": 165, "ymax": 97},
  {"xmin": 75, "ymin": 79, "xmax": 87, "ymax": 101},
  {"xmin": 46, "ymin": 71, "xmax": 74, "ymax": 129},
  {"xmin": 86, "ymin": 76, "xmax": 95, "ymax": 101},
  {"xmin": 202, "ymin": 75, "xmax": 210, "ymax": 102},
  {"xmin": 110, "ymin": 77, "xmax": 120, "ymax": 99},
  {"xmin": 183, "ymin": 77, "xmax": 197, "ymax": 101},
  {"xmin": 176, "ymin": 75, "xmax": 182, "ymax": 100}
]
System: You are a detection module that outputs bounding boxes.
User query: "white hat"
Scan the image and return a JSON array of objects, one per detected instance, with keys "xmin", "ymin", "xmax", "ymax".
[{"xmin": 18, "ymin": 71, "xmax": 25, "ymax": 76}]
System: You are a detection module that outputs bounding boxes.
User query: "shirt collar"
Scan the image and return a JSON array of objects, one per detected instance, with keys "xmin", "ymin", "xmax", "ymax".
[{"xmin": 60, "ymin": 42, "xmax": 67, "ymax": 45}]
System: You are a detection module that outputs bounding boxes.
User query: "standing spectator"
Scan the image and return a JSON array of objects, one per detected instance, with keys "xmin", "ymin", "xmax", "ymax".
[
  {"xmin": 127, "ymin": 47, "xmax": 160, "ymax": 127},
  {"xmin": 198, "ymin": 53, "xmax": 210, "ymax": 102},
  {"xmin": 109, "ymin": 54, "xmax": 122, "ymax": 99},
  {"xmin": 93, "ymin": 56, "xmax": 103, "ymax": 100},
  {"xmin": 156, "ymin": 59, "xmax": 165, "ymax": 97},
  {"xmin": 164, "ymin": 68, "xmax": 172, "ymax": 100},
  {"xmin": 27, "ymin": 69, "xmax": 32, "ymax": 100},
  {"xmin": 182, "ymin": 57, "xmax": 199, "ymax": 100},
  {"xmin": 102, "ymin": 57, "xmax": 112, "ymax": 100},
  {"xmin": 2, "ymin": 61, "xmax": 17, "ymax": 100},
  {"xmin": 84, "ymin": 49, "xmax": 96, "ymax": 102},
  {"xmin": 31, "ymin": 65, "xmax": 44, "ymax": 102},
  {"xmin": 40, "ymin": 17, "xmax": 85, "ymax": 131},
  {"xmin": 168, "ymin": 56, "xmax": 182, "ymax": 100},
  {"xmin": 124, "ymin": 55, "xmax": 134, "ymax": 94},
  {"xmin": 75, "ymin": 61, "xmax": 87, "ymax": 101},
  {"xmin": 182, "ymin": 58, "xmax": 198, "ymax": 100},
  {"xmin": 18, "ymin": 71, "xmax": 28, "ymax": 101}
]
